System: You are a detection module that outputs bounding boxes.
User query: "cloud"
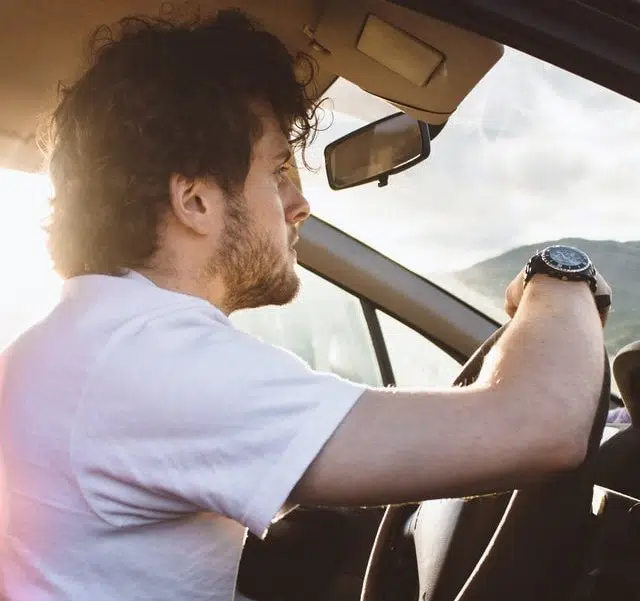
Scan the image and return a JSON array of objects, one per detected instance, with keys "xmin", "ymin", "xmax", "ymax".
[{"xmin": 300, "ymin": 48, "xmax": 640, "ymax": 276}]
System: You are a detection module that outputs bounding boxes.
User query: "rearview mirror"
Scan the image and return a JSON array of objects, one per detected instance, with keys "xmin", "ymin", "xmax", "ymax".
[{"xmin": 324, "ymin": 112, "xmax": 430, "ymax": 190}]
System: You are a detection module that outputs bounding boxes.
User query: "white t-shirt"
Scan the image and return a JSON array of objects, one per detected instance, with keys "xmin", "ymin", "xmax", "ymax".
[{"xmin": 0, "ymin": 271, "xmax": 367, "ymax": 601}]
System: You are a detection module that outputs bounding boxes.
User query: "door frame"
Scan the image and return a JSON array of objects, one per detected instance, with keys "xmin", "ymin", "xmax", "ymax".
[{"xmin": 298, "ymin": 215, "xmax": 500, "ymax": 365}]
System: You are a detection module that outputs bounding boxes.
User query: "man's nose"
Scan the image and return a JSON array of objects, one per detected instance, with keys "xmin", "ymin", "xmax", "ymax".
[{"xmin": 284, "ymin": 178, "xmax": 311, "ymax": 226}]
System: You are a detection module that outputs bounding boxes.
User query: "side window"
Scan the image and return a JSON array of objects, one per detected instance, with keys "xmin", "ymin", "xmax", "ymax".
[
  {"xmin": 377, "ymin": 311, "xmax": 461, "ymax": 386},
  {"xmin": 231, "ymin": 267, "xmax": 383, "ymax": 387}
]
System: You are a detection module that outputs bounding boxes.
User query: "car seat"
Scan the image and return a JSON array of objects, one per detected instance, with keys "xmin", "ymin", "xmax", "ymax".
[
  {"xmin": 595, "ymin": 340, "xmax": 640, "ymax": 497},
  {"xmin": 571, "ymin": 341, "xmax": 640, "ymax": 600}
]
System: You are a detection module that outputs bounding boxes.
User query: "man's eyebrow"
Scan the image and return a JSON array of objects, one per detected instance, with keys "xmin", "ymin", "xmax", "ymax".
[{"xmin": 274, "ymin": 148, "xmax": 293, "ymax": 163}]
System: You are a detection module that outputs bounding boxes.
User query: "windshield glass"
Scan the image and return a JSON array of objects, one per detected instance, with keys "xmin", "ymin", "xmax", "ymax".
[{"xmin": 299, "ymin": 47, "xmax": 640, "ymax": 357}]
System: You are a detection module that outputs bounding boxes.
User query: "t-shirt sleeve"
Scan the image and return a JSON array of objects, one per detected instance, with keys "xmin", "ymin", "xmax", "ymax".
[{"xmin": 71, "ymin": 307, "xmax": 368, "ymax": 538}]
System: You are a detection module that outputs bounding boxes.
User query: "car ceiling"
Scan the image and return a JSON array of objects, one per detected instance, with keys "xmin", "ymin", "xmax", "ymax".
[
  {"xmin": 0, "ymin": 0, "xmax": 502, "ymax": 173},
  {"xmin": 0, "ymin": 0, "xmax": 332, "ymax": 172}
]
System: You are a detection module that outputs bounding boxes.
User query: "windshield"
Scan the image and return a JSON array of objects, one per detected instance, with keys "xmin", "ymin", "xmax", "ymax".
[{"xmin": 298, "ymin": 47, "xmax": 640, "ymax": 358}]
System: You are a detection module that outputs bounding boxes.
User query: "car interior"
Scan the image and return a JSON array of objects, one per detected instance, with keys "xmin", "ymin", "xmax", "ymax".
[{"xmin": 0, "ymin": 1, "xmax": 639, "ymax": 600}]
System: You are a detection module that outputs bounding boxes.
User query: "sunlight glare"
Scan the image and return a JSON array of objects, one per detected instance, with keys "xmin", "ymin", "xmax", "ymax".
[{"xmin": 0, "ymin": 169, "xmax": 61, "ymax": 350}]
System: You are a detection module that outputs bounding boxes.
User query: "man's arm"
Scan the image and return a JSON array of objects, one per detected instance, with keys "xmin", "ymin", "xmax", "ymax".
[{"xmin": 290, "ymin": 275, "xmax": 605, "ymax": 507}]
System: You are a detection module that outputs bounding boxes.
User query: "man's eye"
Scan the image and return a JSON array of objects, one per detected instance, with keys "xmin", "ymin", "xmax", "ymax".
[{"xmin": 275, "ymin": 164, "xmax": 290, "ymax": 182}]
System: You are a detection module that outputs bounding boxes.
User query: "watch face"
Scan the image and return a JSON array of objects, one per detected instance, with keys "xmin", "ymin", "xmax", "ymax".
[{"xmin": 542, "ymin": 245, "xmax": 591, "ymax": 272}]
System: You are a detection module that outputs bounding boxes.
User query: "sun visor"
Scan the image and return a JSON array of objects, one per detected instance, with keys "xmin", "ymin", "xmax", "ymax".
[{"xmin": 310, "ymin": 0, "xmax": 504, "ymax": 124}]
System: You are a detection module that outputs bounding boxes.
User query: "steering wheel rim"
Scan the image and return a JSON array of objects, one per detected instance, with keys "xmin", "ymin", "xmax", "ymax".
[{"xmin": 361, "ymin": 323, "xmax": 611, "ymax": 601}]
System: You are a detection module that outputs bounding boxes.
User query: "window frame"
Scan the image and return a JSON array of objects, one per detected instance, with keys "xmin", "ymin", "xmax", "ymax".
[
  {"xmin": 297, "ymin": 217, "xmax": 500, "ymax": 366},
  {"xmin": 300, "ymin": 260, "xmax": 471, "ymax": 389}
]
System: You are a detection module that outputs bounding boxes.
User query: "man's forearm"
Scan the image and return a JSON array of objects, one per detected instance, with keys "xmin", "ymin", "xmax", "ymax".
[
  {"xmin": 291, "ymin": 276, "xmax": 606, "ymax": 507},
  {"xmin": 478, "ymin": 275, "xmax": 605, "ymax": 464}
]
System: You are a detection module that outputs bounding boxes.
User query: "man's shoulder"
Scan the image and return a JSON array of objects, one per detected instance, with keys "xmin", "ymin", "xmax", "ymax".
[
  {"xmin": 57, "ymin": 274, "xmax": 304, "ymax": 381},
  {"xmin": 47, "ymin": 273, "xmax": 231, "ymax": 345},
  {"xmin": 5, "ymin": 273, "xmax": 232, "ymax": 383},
  {"xmin": 63, "ymin": 272, "xmax": 225, "ymax": 322}
]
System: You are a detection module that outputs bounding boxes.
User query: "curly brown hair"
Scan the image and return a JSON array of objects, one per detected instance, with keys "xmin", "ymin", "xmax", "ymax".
[{"xmin": 45, "ymin": 9, "xmax": 320, "ymax": 278}]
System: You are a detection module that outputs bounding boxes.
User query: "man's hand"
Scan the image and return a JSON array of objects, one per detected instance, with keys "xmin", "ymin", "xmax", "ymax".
[{"xmin": 505, "ymin": 269, "xmax": 612, "ymax": 325}]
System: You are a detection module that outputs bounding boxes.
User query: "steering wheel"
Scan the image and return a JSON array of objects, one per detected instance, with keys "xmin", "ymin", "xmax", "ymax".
[{"xmin": 361, "ymin": 323, "xmax": 611, "ymax": 601}]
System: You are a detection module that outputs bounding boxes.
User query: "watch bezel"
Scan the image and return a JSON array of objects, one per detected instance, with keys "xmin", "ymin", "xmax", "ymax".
[{"xmin": 540, "ymin": 245, "xmax": 592, "ymax": 274}]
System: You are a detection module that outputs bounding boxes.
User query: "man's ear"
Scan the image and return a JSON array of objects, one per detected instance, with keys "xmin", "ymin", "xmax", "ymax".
[{"xmin": 168, "ymin": 173, "xmax": 225, "ymax": 235}]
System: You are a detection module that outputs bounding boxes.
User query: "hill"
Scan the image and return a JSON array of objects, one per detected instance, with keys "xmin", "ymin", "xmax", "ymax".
[{"xmin": 455, "ymin": 238, "xmax": 640, "ymax": 355}]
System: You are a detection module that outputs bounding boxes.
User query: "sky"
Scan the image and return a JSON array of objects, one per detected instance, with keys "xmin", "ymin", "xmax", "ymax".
[
  {"xmin": 301, "ymin": 48, "xmax": 640, "ymax": 276},
  {"xmin": 0, "ymin": 47, "xmax": 637, "ymax": 349},
  {"xmin": 0, "ymin": 169, "xmax": 59, "ymax": 349}
]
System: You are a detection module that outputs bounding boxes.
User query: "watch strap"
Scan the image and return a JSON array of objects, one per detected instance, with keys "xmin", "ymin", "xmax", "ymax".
[{"xmin": 595, "ymin": 293, "xmax": 612, "ymax": 312}]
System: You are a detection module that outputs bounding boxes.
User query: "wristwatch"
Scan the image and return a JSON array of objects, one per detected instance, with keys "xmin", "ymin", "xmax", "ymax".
[{"xmin": 524, "ymin": 245, "xmax": 611, "ymax": 312}]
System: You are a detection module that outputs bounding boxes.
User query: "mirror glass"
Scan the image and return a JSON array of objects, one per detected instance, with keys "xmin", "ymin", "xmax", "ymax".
[{"xmin": 325, "ymin": 112, "xmax": 429, "ymax": 190}]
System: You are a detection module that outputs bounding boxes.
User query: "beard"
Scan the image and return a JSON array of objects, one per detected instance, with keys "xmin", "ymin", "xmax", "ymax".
[{"xmin": 211, "ymin": 195, "xmax": 300, "ymax": 313}]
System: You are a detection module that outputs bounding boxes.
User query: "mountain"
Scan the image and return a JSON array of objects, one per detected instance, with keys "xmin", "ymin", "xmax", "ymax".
[{"xmin": 455, "ymin": 238, "xmax": 640, "ymax": 355}]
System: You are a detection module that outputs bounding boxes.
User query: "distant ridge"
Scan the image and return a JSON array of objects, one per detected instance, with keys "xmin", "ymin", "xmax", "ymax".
[{"xmin": 456, "ymin": 238, "xmax": 640, "ymax": 354}]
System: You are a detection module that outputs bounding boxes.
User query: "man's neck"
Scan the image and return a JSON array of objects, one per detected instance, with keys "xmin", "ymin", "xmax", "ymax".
[{"xmin": 135, "ymin": 266, "xmax": 229, "ymax": 314}]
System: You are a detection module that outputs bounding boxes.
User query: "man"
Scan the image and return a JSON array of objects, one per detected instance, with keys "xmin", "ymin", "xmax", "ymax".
[{"xmin": 0, "ymin": 9, "xmax": 610, "ymax": 601}]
